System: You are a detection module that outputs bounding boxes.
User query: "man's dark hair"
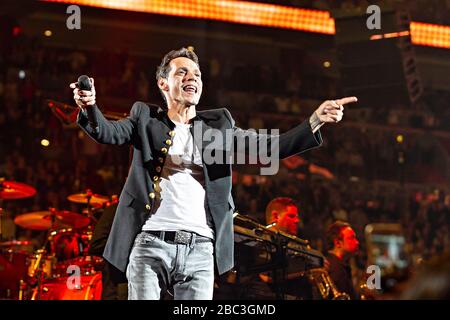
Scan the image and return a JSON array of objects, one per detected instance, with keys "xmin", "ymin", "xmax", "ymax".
[
  {"xmin": 326, "ymin": 220, "xmax": 351, "ymax": 250},
  {"xmin": 156, "ymin": 47, "xmax": 200, "ymax": 105}
]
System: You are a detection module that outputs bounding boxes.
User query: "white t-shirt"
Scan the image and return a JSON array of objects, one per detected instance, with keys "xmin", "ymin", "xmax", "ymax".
[{"xmin": 142, "ymin": 121, "xmax": 214, "ymax": 239}]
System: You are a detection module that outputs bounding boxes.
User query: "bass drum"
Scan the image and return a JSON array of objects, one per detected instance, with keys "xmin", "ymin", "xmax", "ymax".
[
  {"xmin": 0, "ymin": 249, "xmax": 29, "ymax": 299},
  {"xmin": 32, "ymin": 273, "xmax": 102, "ymax": 300}
]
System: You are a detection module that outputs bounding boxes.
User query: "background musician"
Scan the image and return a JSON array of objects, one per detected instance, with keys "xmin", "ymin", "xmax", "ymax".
[
  {"xmin": 260, "ymin": 197, "xmax": 322, "ymax": 299},
  {"xmin": 325, "ymin": 220, "xmax": 360, "ymax": 299}
]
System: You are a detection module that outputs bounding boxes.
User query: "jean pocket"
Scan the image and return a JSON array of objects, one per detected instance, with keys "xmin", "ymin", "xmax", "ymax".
[
  {"xmin": 195, "ymin": 241, "xmax": 214, "ymax": 257},
  {"xmin": 134, "ymin": 232, "xmax": 158, "ymax": 247}
]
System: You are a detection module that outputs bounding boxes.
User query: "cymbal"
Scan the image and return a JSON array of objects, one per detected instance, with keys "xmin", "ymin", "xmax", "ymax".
[
  {"xmin": 0, "ymin": 240, "xmax": 32, "ymax": 247},
  {"xmin": 0, "ymin": 180, "xmax": 36, "ymax": 200},
  {"xmin": 67, "ymin": 192, "xmax": 109, "ymax": 206},
  {"xmin": 55, "ymin": 210, "xmax": 91, "ymax": 229},
  {"xmin": 14, "ymin": 210, "xmax": 90, "ymax": 230},
  {"xmin": 14, "ymin": 212, "xmax": 64, "ymax": 230}
]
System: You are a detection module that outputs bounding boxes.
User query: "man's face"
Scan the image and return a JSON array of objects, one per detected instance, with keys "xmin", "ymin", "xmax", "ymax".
[
  {"xmin": 159, "ymin": 57, "xmax": 203, "ymax": 107},
  {"xmin": 338, "ymin": 227, "xmax": 359, "ymax": 255},
  {"xmin": 276, "ymin": 205, "xmax": 300, "ymax": 235}
]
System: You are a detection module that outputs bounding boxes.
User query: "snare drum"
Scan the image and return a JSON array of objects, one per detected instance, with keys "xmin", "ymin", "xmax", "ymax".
[{"xmin": 27, "ymin": 250, "xmax": 56, "ymax": 279}]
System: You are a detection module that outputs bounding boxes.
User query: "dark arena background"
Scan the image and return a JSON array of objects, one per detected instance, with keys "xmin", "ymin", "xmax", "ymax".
[{"xmin": 0, "ymin": 0, "xmax": 450, "ymax": 306}]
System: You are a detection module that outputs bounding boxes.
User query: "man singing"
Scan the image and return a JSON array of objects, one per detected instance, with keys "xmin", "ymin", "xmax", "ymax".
[{"xmin": 71, "ymin": 47, "xmax": 356, "ymax": 300}]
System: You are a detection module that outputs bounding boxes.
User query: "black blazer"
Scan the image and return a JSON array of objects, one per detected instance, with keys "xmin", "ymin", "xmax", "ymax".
[{"xmin": 77, "ymin": 102, "xmax": 322, "ymax": 274}]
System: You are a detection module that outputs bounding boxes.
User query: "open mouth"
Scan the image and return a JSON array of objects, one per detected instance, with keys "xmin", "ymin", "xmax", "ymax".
[{"xmin": 182, "ymin": 84, "xmax": 197, "ymax": 94}]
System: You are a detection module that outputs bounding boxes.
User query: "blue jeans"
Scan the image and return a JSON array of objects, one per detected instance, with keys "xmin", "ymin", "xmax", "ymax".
[{"xmin": 126, "ymin": 231, "xmax": 214, "ymax": 300}]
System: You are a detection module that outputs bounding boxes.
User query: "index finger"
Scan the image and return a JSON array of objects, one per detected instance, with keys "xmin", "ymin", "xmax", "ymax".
[
  {"xmin": 69, "ymin": 82, "xmax": 79, "ymax": 88},
  {"xmin": 335, "ymin": 96, "xmax": 358, "ymax": 105}
]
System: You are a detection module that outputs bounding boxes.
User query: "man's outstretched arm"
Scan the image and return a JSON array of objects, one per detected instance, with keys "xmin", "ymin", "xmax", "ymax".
[{"xmin": 227, "ymin": 96, "xmax": 357, "ymax": 159}]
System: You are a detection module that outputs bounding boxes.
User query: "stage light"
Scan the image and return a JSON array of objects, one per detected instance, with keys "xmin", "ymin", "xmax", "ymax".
[
  {"xmin": 323, "ymin": 61, "xmax": 331, "ymax": 68},
  {"xmin": 41, "ymin": 1, "xmax": 450, "ymax": 49},
  {"xmin": 410, "ymin": 22, "xmax": 450, "ymax": 49},
  {"xmin": 18, "ymin": 70, "xmax": 26, "ymax": 79},
  {"xmin": 370, "ymin": 30, "xmax": 411, "ymax": 40},
  {"xmin": 44, "ymin": 30, "xmax": 52, "ymax": 37},
  {"xmin": 41, "ymin": 139, "xmax": 50, "ymax": 147},
  {"xmin": 396, "ymin": 134, "xmax": 404, "ymax": 143},
  {"xmin": 12, "ymin": 26, "xmax": 21, "ymax": 37},
  {"xmin": 41, "ymin": 0, "xmax": 335, "ymax": 34}
]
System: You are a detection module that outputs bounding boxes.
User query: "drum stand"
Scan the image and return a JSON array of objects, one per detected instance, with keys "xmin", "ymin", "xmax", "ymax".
[
  {"xmin": 28, "ymin": 245, "xmax": 50, "ymax": 300},
  {"xmin": 18, "ymin": 279, "xmax": 26, "ymax": 300},
  {"xmin": 0, "ymin": 179, "xmax": 8, "ymax": 241},
  {"xmin": 0, "ymin": 198, "xmax": 4, "ymax": 242},
  {"xmin": 83, "ymin": 190, "xmax": 98, "ymax": 227},
  {"xmin": 29, "ymin": 212, "xmax": 57, "ymax": 300},
  {"xmin": 80, "ymin": 191, "xmax": 99, "ymax": 256}
]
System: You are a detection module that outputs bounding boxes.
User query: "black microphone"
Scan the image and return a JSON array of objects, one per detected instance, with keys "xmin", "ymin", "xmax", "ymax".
[
  {"xmin": 77, "ymin": 75, "xmax": 98, "ymax": 132},
  {"xmin": 77, "ymin": 75, "xmax": 92, "ymax": 91}
]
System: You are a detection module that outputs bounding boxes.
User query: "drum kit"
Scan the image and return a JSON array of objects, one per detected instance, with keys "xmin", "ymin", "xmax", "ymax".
[{"xmin": 0, "ymin": 179, "xmax": 114, "ymax": 300}]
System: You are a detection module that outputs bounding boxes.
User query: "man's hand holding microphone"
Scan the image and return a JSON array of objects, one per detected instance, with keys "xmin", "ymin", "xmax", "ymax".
[{"xmin": 70, "ymin": 75, "xmax": 96, "ymax": 110}]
